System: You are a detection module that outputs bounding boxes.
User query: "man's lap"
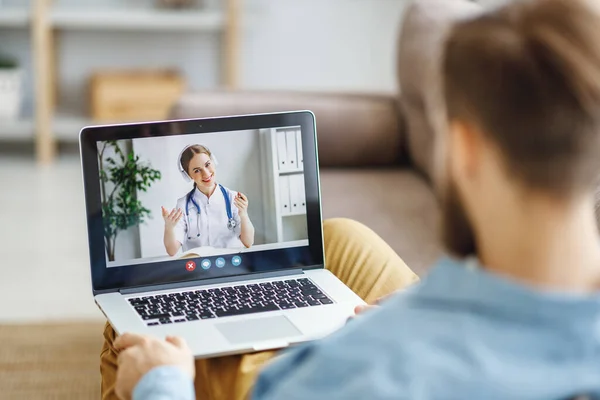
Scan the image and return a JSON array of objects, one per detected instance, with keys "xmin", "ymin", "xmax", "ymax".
[{"xmin": 100, "ymin": 218, "xmax": 419, "ymax": 400}]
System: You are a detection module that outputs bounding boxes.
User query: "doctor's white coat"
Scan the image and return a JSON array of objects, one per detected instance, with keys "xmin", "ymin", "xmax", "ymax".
[{"xmin": 173, "ymin": 185, "xmax": 243, "ymax": 251}]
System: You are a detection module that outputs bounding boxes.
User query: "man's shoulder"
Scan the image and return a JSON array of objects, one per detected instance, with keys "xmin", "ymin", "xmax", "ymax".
[
  {"xmin": 320, "ymin": 285, "xmax": 461, "ymax": 358},
  {"xmin": 322, "ymin": 261, "xmax": 496, "ymax": 358},
  {"xmin": 254, "ymin": 282, "xmax": 479, "ymax": 399}
]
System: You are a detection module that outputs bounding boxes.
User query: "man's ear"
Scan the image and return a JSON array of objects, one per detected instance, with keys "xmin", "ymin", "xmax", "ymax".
[{"xmin": 448, "ymin": 119, "xmax": 481, "ymax": 181}]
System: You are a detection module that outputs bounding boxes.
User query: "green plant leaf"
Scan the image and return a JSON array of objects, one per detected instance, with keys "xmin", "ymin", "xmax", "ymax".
[{"xmin": 98, "ymin": 141, "xmax": 162, "ymax": 260}]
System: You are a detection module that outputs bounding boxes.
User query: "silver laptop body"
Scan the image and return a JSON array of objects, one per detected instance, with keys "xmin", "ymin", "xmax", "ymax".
[{"xmin": 96, "ymin": 268, "xmax": 363, "ymax": 357}]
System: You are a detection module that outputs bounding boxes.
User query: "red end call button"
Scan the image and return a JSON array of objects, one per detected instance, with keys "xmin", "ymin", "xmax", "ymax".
[{"xmin": 185, "ymin": 260, "xmax": 196, "ymax": 272}]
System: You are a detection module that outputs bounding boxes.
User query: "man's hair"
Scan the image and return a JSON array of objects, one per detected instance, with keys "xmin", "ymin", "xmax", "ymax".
[{"xmin": 443, "ymin": 0, "xmax": 600, "ymax": 195}]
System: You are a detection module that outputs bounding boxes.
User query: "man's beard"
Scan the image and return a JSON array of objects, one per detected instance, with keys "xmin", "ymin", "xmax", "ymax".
[{"xmin": 441, "ymin": 177, "xmax": 478, "ymax": 258}]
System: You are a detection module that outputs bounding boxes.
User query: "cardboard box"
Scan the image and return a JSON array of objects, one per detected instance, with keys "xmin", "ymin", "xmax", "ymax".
[{"xmin": 90, "ymin": 70, "xmax": 185, "ymax": 122}]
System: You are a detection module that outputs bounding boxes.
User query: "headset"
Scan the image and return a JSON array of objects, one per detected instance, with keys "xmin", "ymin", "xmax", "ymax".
[{"xmin": 178, "ymin": 144, "xmax": 236, "ymax": 240}]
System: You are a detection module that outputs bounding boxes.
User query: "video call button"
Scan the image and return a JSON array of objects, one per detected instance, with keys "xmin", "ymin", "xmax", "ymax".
[
  {"xmin": 216, "ymin": 257, "xmax": 226, "ymax": 268},
  {"xmin": 185, "ymin": 260, "xmax": 196, "ymax": 272},
  {"xmin": 231, "ymin": 255, "xmax": 242, "ymax": 266},
  {"xmin": 201, "ymin": 259, "xmax": 211, "ymax": 270}
]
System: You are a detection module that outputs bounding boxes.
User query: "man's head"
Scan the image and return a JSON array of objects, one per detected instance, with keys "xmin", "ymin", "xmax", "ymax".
[{"xmin": 440, "ymin": 0, "xmax": 600, "ymax": 257}]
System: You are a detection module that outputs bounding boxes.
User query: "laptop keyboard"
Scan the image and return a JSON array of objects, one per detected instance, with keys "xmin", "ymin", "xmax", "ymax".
[{"xmin": 128, "ymin": 278, "xmax": 334, "ymax": 327}]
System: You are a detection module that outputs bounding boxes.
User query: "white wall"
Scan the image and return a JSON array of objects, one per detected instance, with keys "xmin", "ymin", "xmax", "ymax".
[
  {"xmin": 133, "ymin": 129, "xmax": 267, "ymax": 258},
  {"xmin": 242, "ymin": 0, "xmax": 407, "ymax": 93}
]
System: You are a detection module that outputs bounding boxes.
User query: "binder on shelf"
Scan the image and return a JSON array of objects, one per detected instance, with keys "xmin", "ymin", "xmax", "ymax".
[
  {"xmin": 289, "ymin": 174, "xmax": 306, "ymax": 213},
  {"xmin": 298, "ymin": 174, "xmax": 306, "ymax": 213},
  {"xmin": 276, "ymin": 130, "xmax": 288, "ymax": 171},
  {"xmin": 286, "ymin": 130, "xmax": 298, "ymax": 170},
  {"xmin": 289, "ymin": 174, "xmax": 301, "ymax": 214},
  {"xmin": 295, "ymin": 129, "xmax": 303, "ymax": 170},
  {"xmin": 279, "ymin": 175, "xmax": 291, "ymax": 215}
]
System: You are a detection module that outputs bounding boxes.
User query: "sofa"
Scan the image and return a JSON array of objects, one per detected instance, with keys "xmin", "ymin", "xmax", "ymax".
[{"xmin": 170, "ymin": 0, "xmax": 600, "ymax": 277}]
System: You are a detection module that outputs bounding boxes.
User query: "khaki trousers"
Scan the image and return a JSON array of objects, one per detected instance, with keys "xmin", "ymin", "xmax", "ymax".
[{"xmin": 100, "ymin": 218, "xmax": 419, "ymax": 400}]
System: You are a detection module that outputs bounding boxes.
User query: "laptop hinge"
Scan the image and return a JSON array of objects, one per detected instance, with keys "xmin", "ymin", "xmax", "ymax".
[{"xmin": 119, "ymin": 269, "xmax": 304, "ymax": 295}]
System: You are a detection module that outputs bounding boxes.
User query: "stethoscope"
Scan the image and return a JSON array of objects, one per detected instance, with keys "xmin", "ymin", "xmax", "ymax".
[{"xmin": 184, "ymin": 184, "xmax": 236, "ymax": 240}]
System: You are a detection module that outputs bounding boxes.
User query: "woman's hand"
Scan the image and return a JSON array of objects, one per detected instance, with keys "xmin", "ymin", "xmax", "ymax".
[
  {"xmin": 235, "ymin": 192, "xmax": 254, "ymax": 247},
  {"xmin": 161, "ymin": 206, "xmax": 183, "ymax": 230},
  {"xmin": 162, "ymin": 206, "xmax": 183, "ymax": 256},
  {"xmin": 234, "ymin": 192, "xmax": 249, "ymax": 217}
]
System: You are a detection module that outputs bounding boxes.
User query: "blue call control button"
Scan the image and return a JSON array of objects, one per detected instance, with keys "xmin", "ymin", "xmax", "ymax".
[
  {"xmin": 201, "ymin": 259, "xmax": 211, "ymax": 270},
  {"xmin": 231, "ymin": 255, "xmax": 242, "ymax": 266},
  {"xmin": 215, "ymin": 257, "xmax": 226, "ymax": 268}
]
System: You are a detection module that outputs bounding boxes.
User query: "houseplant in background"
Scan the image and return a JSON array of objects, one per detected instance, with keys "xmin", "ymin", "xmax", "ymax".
[
  {"xmin": 0, "ymin": 53, "xmax": 22, "ymax": 120},
  {"xmin": 98, "ymin": 141, "xmax": 162, "ymax": 261}
]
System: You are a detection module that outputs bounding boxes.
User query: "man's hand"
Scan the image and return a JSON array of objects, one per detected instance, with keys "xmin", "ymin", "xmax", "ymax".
[
  {"xmin": 349, "ymin": 292, "xmax": 399, "ymax": 322},
  {"xmin": 114, "ymin": 333, "xmax": 195, "ymax": 400},
  {"xmin": 354, "ymin": 303, "xmax": 378, "ymax": 315}
]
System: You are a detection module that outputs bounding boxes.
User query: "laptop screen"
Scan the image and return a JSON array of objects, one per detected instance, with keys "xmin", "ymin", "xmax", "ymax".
[{"xmin": 81, "ymin": 112, "xmax": 324, "ymax": 294}]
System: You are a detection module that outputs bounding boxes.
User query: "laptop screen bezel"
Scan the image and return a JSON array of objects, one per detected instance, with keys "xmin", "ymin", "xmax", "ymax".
[{"xmin": 80, "ymin": 111, "xmax": 324, "ymax": 295}]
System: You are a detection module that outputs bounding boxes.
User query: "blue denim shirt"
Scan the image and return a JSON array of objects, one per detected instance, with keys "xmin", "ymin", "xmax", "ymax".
[{"xmin": 134, "ymin": 258, "xmax": 600, "ymax": 400}]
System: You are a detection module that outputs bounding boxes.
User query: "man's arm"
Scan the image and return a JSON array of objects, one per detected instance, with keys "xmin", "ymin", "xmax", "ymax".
[{"xmin": 133, "ymin": 366, "xmax": 194, "ymax": 400}]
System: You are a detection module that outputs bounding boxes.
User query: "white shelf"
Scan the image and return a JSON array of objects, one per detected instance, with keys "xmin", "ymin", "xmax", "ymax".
[
  {"xmin": 50, "ymin": 8, "xmax": 225, "ymax": 31},
  {"xmin": 53, "ymin": 111, "xmax": 168, "ymax": 141},
  {"xmin": 261, "ymin": 128, "xmax": 308, "ymax": 243},
  {"xmin": 0, "ymin": 8, "xmax": 29, "ymax": 28},
  {"xmin": 53, "ymin": 111, "xmax": 92, "ymax": 140},
  {"xmin": 0, "ymin": 1, "xmax": 245, "ymax": 160},
  {"xmin": 283, "ymin": 212, "xmax": 307, "ymax": 217},
  {"xmin": 0, "ymin": 118, "xmax": 35, "ymax": 140},
  {"xmin": 279, "ymin": 168, "xmax": 304, "ymax": 175}
]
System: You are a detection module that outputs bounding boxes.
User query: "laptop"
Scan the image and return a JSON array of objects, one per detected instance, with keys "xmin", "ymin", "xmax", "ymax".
[{"xmin": 80, "ymin": 110, "xmax": 365, "ymax": 358}]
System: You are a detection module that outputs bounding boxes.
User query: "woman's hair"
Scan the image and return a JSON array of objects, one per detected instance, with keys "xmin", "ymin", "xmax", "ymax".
[{"xmin": 180, "ymin": 144, "xmax": 213, "ymax": 178}]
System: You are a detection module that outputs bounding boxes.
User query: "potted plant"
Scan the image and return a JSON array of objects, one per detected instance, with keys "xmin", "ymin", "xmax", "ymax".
[
  {"xmin": 0, "ymin": 53, "xmax": 22, "ymax": 120},
  {"xmin": 98, "ymin": 140, "xmax": 162, "ymax": 261}
]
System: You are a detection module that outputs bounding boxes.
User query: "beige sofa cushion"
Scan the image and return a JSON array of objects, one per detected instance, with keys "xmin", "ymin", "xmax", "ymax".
[
  {"xmin": 397, "ymin": 0, "xmax": 480, "ymax": 182},
  {"xmin": 320, "ymin": 169, "xmax": 443, "ymax": 276}
]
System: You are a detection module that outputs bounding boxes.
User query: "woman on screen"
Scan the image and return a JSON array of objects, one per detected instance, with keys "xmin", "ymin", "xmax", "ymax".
[{"xmin": 161, "ymin": 144, "xmax": 255, "ymax": 256}]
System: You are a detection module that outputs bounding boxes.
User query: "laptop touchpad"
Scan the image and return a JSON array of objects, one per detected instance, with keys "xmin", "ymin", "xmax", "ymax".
[{"xmin": 216, "ymin": 316, "xmax": 301, "ymax": 344}]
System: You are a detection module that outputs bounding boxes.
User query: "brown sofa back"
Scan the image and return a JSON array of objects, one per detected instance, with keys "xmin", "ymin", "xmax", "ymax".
[{"xmin": 171, "ymin": 90, "xmax": 406, "ymax": 168}]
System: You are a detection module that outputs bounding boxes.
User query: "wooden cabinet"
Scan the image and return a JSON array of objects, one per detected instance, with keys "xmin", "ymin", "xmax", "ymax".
[{"xmin": 90, "ymin": 70, "xmax": 185, "ymax": 122}]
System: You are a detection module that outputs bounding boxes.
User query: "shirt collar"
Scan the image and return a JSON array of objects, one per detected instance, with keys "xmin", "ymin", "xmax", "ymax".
[{"xmin": 193, "ymin": 184, "xmax": 220, "ymax": 203}]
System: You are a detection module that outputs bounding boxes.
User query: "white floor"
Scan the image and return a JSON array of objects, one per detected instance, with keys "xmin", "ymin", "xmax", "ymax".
[{"xmin": 0, "ymin": 153, "xmax": 104, "ymax": 323}]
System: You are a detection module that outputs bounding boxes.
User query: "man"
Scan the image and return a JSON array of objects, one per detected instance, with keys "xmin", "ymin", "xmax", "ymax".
[{"xmin": 112, "ymin": 0, "xmax": 600, "ymax": 398}]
